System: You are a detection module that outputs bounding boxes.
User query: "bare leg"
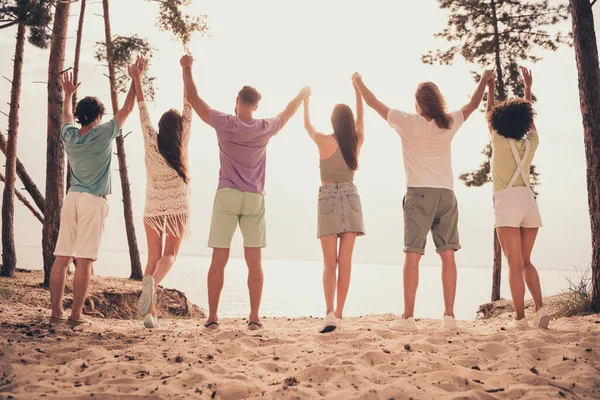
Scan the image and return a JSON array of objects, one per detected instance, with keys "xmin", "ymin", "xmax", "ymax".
[
  {"xmin": 320, "ymin": 235, "xmax": 338, "ymax": 315},
  {"xmin": 336, "ymin": 233, "xmax": 357, "ymax": 319},
  {"xmin": 206, "ymin": 248, "xmax": 230, "ymax": 323},
  {"xmin": 50, "ymin": 256, "xmax": 73, "ymax": 318},
  {"xmin": 144, "ymin": 222, "xmax": 163, "ymax": 278},
  {"xmin": 521, "ymin": 228, "xmax": 543, "ymax": 311},
  {"xmin": 403, "ymin": 252, "xmax": 421, "ymax": 319},
  {"xmin": 70, "ymin": 258, "xmax": 93, "ymax": 321},
  {"xmin": 497, "ymin": 227, "xmax": 526, "ymax": 320},
  {"xmin": 439, "ymin": 250, "xmax": 457, "ymax": 318},
  {"xmin": 244, "ymin": 247, "xmax": 263, "ymax": 323}
]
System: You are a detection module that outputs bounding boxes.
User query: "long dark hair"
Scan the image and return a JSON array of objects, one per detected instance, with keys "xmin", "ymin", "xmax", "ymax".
[
  {"xmin": 415, "ymin": 82, "xmax": 454, "ymax": 130},
  {"xmin": 331, "ymin": 104, "xmax": 358, "ymax": 171},
  {"xmin": 157, "ymin": 109, "xmax": 189, "ymax": 184}
]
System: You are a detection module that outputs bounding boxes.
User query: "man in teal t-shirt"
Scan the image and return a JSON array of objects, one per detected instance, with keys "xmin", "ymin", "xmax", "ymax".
[{"xmin": 49, "ymin": 70, "xmax": 136, "ymax": 326}]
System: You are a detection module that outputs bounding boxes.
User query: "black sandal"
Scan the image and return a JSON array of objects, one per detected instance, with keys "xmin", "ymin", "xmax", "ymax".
[
  {"xmin": 248, "ymin": 321, "xmax": 263, "ymax": 331},
  {"xmin": 203, "ymin": 321, "xmax": 219, "ymax": 330}
]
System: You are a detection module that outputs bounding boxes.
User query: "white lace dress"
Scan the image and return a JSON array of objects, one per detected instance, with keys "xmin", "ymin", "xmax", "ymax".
[{"xmin": 138, "ymin": 100, "xmax": 191, "ymax": 237}]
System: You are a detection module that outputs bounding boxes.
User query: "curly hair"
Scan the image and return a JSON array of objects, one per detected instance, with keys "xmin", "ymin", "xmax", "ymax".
[
  {"xmin": 487, "ymin": 98, "xmax": 536, "ymax": 140},
  {"xmin": 74, "ymin": 97, "xmax": 106, "ymax": 126}
]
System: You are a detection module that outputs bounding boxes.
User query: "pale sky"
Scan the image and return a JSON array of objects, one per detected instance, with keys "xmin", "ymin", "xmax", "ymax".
[{"xmin": 0, "ymin": 0, "xmax": 597, "ymax": 271}]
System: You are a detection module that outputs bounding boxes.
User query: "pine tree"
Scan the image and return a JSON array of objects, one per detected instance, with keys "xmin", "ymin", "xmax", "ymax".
[
  {"xmin": 569, "ymin": 0, "xmax": 600, "ymax": 311},
  {"xmin": 42, "ymin": 0, "xmax": 71, "ymax": 286},
  {"xmin": 423, "ymin": 0, "xmax": 569, "ymax": 301},
  {"xmin": 0, "ymin": 0, "xmax": 52, "ymax": 277}
]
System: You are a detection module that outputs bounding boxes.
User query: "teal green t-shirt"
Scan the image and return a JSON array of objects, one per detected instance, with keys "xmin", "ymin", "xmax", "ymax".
[{"xmin": 61, "ymin": 119, "xmax": 121, "ymax": 196}]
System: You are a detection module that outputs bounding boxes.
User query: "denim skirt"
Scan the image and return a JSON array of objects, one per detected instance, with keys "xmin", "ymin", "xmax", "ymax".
[{"xmin": 317, "ymin": 183, "xmax": 365, "ymax": 238}]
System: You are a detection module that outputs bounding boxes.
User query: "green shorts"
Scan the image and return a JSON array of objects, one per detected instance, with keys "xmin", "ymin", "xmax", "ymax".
[
  {"xmin": 403, "ymin": 187, "xmax": 460, "ymax": 255},
  {"xmin": 208, "ymin": 187, "xmax": 266, "ymax": 248}
]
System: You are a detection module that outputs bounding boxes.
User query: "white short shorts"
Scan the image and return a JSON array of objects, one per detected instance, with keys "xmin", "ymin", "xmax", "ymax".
[
  {"xmin": 493, "ymin": 187, "xmax": 542, "ymax": 229},
  {"xmin": 54, "ymin": 192, "xmax": 109, "ymax": 261}
]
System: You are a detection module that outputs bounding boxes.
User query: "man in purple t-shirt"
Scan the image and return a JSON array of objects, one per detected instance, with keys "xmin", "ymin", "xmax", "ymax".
[{"xmin": 180, "ymin": 55, "xmax": 310, "ymax": 330}]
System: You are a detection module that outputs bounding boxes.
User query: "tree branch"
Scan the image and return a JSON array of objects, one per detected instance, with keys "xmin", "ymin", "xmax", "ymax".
[{"xmin": 0, "ymin": 173, "xmax": 43, "ymax": 224}]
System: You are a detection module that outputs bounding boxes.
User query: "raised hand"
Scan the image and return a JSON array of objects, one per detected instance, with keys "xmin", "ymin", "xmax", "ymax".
[
  {"xmin": 300, "ymin": 86, "xmax": 312, "ymax": 98},
  {"xmin": 481, "ymin": 69, "xmax": 495, "ymax": 83},
  {"xmin": 135, "ymin": 56, "xmax": 147, "ymax": 74},
  {"xmin": 352, "ymin": 72, "xmax": 362, "ymax": 82},
  {"xmin": 180, "ymin": 54, "xmax": 194, "ymax": 68},
  {"xmin": 128, "ymin": 64, "xmax": 140, "ymax": 79},
  {"xmin": 61, "ymin": 71, "xmax": 81, "ymax": 95},
  {"xmin": 521, "ymin": 67, "xmax": 533, "ymax": 88}
]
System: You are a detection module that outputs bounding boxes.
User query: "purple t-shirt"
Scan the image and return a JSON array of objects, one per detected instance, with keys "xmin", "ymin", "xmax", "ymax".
[{"xmin": 210, "ymin": 109, "xmax": 282, "ymax": 195}]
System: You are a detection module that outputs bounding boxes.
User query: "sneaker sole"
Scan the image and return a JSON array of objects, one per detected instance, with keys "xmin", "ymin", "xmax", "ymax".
[
  {"xmin": 138, "ymin": 276, "xmax": 155, "ymax": 316},
  {"xmin": 538, "ymin": 315, "xmax": 550, "ymax": 329},
  {"xmin": 319, "ymin": 325, "xmax": 337, "ymax": 334}
]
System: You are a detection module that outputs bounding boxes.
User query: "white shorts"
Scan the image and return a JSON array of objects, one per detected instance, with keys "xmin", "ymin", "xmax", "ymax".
[
  {"xmin": 54, "ymin": 192, "xmax": 109, "ymax": 261},
  {"xmin": 493, "ymin": 187, "xmax": 542, "ymax": 229}
]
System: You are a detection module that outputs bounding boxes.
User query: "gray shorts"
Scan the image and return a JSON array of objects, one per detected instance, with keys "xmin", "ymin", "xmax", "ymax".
[
  {"xmin": 317, "ymin": 183, "xmax": 365, "ymax": 239},
  {"xmin": 403, "ymin": 187, "xmax": 460, "ymax": 255}
]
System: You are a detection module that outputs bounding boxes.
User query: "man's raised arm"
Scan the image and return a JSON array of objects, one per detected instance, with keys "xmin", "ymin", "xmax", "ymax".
[
  {"xmin": 60, "ymin": 71, "xmax": 80, "ymax": 125},
  {"xmin": 180, "ymin": 54, "xmax": 211, "ymax": 125},
  {"xmin": 352, "ymin": 73, "xmax": 389, "ymax": 121},
  {"xmin": 276, "ymin": 86, "xmax": 311, "ymax": 133}
]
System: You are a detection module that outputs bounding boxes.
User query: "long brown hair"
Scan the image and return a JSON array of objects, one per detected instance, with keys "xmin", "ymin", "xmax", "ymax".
[
  {"xmin": 331, "ymin": 104, "xmax": 358, "ymax": 171},
  {"xmin": 415, "ymin": 82, "xmax": 454, "ymax": 130},
  {"xmin": 157, "ymin": 109, "xmax": 189, "ymax": 184}
]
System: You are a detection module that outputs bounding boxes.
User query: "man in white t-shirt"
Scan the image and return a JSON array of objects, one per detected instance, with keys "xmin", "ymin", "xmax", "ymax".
[{"xmin": 353, "ymin": 70, "xmax": 494, "ymax": 331}]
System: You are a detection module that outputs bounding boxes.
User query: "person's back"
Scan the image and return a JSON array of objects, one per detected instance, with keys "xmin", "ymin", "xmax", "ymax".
[
  {"xmin": 210, "ymin": 110, "xmax": 280, "ymax": 195},
  {"xmin": 62, "ymin": 118, "xmax": 119, "ymax": 196},
  {"xmin": 388, "ymin": 109, "xmax": 463, "ymax": 189}
]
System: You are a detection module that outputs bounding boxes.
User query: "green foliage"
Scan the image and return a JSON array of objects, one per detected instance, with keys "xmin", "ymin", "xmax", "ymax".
[
  {"xmin": 95, "ymin": 35, "xmax": 156, "ymax": 101},
  {"xmin": 0, "ymin": 0, "xmax": 53, "ymax": 48},
  {"xmin": 423, "ymin": 0, "xmax": 569, "ymax": 99},
  {"xmin": 147, "ymin": 0, "xmax": 209, "ymax": 51}
]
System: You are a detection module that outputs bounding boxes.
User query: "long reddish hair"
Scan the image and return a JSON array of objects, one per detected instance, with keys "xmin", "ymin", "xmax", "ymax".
[
  {"xmin": 331, "ymin": 104, "xmax": 358, "ymax": 171},
  {"xmin": 415, "ymin": 82, "xmax": 454, "ymax": 130},
  {"xmin": 157, "ymin": 109, "xmax": 189, "ymax": 184}
]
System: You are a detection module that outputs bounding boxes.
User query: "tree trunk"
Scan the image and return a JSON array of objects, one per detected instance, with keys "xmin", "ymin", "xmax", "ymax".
[
  {"xmin": 489, "ymin": 0, "xmax": 506, "ymax": 101},
  {"xmin": 0, "ymin": 173, "xmax": 43, "ymax": 224},
  {"xmin": 491, "ymin": 230, "xmax": 502, "ymax": 301},
  {"xmin": 570, "ymin": 0, "xmax": 600, "ymax": 311},
  {"xmin": 0, "ymin": 24, "xmax": 26, "ymax": 277},
  {"xmin": 102, "ymin": 0, "xmax": 143, "ymax": 280},
  {"xmin": 42, "ymin": 1, "xmax": 71, "ymax": 287},
  {"xmin": 0, "ymin": 129, "xmax": 45, "ymax": 214},
  {"xmin": 66, "ymin": 0, "xmax": 87, "ymax": 194}
]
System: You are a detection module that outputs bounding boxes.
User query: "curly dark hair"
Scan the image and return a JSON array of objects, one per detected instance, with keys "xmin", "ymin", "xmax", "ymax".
[
  {"xmin": 74, "ymin": 96, "xmax": 106, "ymax": 126},
  {"xmin": 487, "ymin": 98, "xmax": 536, "ymax": 140}
]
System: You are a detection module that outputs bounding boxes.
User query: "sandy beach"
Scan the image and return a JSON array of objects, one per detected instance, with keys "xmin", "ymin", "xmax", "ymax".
[{"xmin": 1, "ymin": 291, "xmax": 599, "ymax": 399}]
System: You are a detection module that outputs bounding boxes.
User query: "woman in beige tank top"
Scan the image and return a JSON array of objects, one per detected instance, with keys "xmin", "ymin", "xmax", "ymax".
[{"xmin": 303, "ymin": 75, "xmax": 365, "ymax": 334}]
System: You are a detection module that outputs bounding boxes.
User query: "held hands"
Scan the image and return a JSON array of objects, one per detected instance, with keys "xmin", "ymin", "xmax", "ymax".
[
  {"xmin": 128, "ymin": 56, "xmax": 147, "ymax": 79},
  {"xmin": 521, "ymin": 67, "xmax": 533, "ymax": 89},
  {"xmin": 481, "ymin": 69, "xmax": 495, "ymax": 83},
  {"xmin": 300, "ymin": 86, "xmax": 312, "ymax": 98},
  {"xmin": 180, "ymin": 54, "xmax": 194, "ymax": 68},
  {"xmin": 60, "ymin": 71, "xmax": 81, "ymax": 95}
]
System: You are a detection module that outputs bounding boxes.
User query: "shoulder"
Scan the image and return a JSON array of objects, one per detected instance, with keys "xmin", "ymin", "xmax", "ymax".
[
  {"xmin": 527, "ymin": 130, "xmax": 539, "ymax": 144},
  {"xmin": 60, "ymin": 123, "xmax": 78, "ymax": 140},
  {"xmin": 209, "ymin": 109, "xmax": 233, "ymax": 128},
  {"xmin": 451, "ymin": 110, "xmax": 464, "ymax": 125}
]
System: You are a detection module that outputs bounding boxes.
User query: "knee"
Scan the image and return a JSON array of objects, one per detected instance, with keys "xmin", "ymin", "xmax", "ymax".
[
  {"xmin": 74, "ymin": 259, "xmax": 93, "ymax": 270},
  {"xmin": 52, "ymin": 256, "xmax": 72, "ymax": 270},
  {"xmin": 506, "ymin": 258, "xmax": 524, "ymax": 271},
  {"xmin": 523, "ymin": 260, "xmax": 534, "ymax": 269}
]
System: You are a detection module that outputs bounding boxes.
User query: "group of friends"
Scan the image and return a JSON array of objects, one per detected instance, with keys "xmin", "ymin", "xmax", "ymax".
[{"xmin": 48, "ymin": 54, "xmax": 550, "ymax": 333}]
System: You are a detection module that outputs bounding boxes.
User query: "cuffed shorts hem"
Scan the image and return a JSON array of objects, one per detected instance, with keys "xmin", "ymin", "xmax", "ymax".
[
  {"xmin": 317, "ymin": 230, "xmax": 365, "ymax": 239},
  {"xmin": 436, "ymin": 244, "xmax": 461, "ymax": 253},
  {"xmin": 53, "ymin": 252, "xmax": 98, "ymax": 262},
  {"xmin": 404, "ymin": 246, "xmax": 425, "ymax": 255}
]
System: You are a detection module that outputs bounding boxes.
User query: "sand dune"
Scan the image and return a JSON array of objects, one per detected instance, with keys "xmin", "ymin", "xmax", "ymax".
[{"xmin": 1, "ymin": 302, "xmax": 599, "ymax": 399}]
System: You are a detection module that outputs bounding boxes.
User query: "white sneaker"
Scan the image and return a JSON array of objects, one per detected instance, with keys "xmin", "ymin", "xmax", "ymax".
[
  {"xmin": 390, "ymin": 316, "xmax": 418, "ymax": 332},
  {"xmin": 532, "ymin": 307, "xmax": 550, "ymax": 329},
  {"xmin": 441, "ymin": 315, "xmax": 457, "ymax": 330},
  {"xmin": 144, "ymin": 314, "xmax": 159, "ymax": 329},
  {"xmin": 318, "ymin": 312, "xmax": 337, "ymax": 334},
  {"xmin": 509, "ymin": 318, "xmax": 529, "ymax": 330},
  {"xmin": 138, "ymin": 276, "xmax": 156, "ymax": 316},
  {"xmin": 336, "ymin": 318, "xmax": 343, "ymax": 332}
]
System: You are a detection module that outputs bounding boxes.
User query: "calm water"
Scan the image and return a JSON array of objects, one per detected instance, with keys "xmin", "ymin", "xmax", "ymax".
[{"xmin": 15, "ymin": 246, "xmax": 581, "ymax": 321}]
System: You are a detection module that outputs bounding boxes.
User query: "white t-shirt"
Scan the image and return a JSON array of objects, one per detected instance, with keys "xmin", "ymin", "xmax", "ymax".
[{"xmin": 387, "ymin": 109, "xmax": 464, "ymax": 190}]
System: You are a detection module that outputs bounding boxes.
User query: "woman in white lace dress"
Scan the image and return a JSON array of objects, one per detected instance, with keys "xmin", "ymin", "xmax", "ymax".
[{"xmin": 130, "ymin": 57, "xmax": 192, "ymax": 328}]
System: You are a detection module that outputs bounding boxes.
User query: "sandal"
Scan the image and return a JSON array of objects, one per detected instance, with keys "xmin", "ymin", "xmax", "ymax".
[
  {"xmin": 248, "ymin": 321, "xmax": 263, "ymax": 331},
  {"xmin": 203, "ymin": 321, "xmax": 219, "ymax": 330},
  {"xmin": 49, "ymin": 316, "xmax": 66, "ymax": 324},
  {"xmin": 66, "ymin": 317, "xmax": 87, "ymax": 327}
]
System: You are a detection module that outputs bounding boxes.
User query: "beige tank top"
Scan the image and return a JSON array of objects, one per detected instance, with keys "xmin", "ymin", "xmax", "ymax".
[{"xmin": 320, "ymin": 145, "xmax": 355, "ymax": 183}]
